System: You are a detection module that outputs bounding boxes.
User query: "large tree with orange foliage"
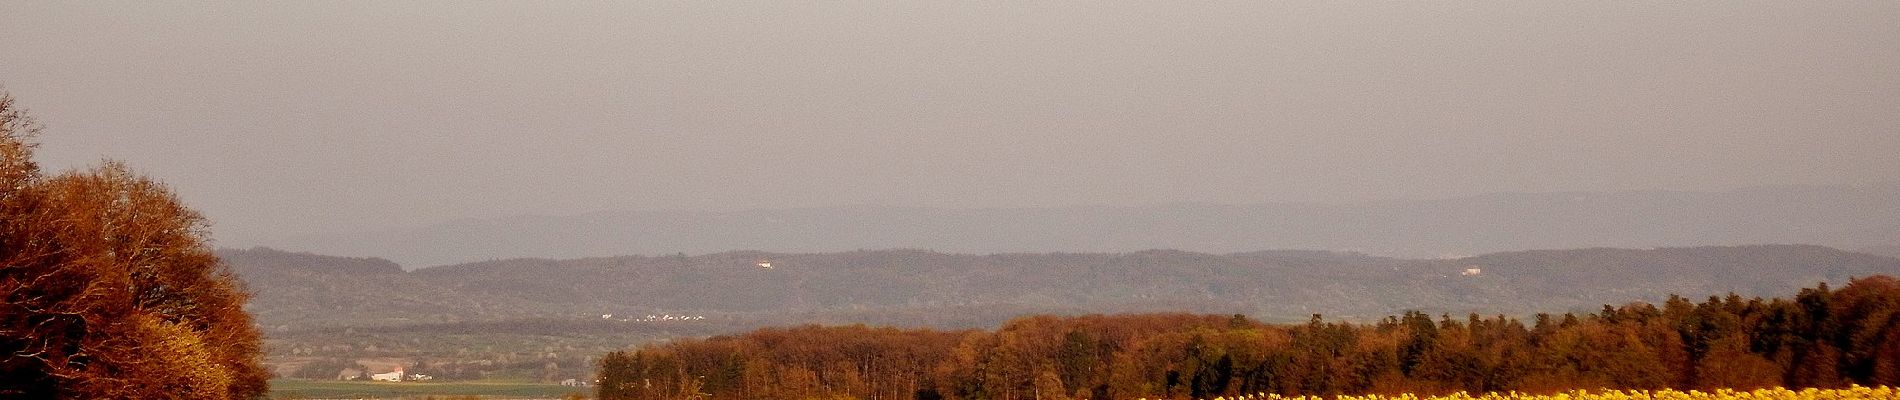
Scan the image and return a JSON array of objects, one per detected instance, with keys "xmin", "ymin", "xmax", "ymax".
[{"xmin": 0, "ymin": 91, "xmax": 269, "ymax": 399}]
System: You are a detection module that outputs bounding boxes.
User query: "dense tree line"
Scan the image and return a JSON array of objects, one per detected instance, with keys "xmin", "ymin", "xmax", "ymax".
[
  {"xmin": 599, "ymin": 276, "xmax": 1900, "ymax": 400},
  {"xmin": 0, "ymin": 92, "xmax": 268, "ymax": 398}
]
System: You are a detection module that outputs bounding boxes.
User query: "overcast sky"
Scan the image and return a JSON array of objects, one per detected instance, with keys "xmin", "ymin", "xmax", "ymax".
[{"xmin": 2, "ymin": 2, "xmax": 1896, "ymax": 247}]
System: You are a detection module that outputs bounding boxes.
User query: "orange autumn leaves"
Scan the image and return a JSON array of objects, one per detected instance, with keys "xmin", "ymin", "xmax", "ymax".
[
  {"xmin": 1, "ymin": 92, "xmax": 267, "ymax": 399},
  {"xmin": 600, "ymin": 277, "xmax": 1900, "ymax": 400}
]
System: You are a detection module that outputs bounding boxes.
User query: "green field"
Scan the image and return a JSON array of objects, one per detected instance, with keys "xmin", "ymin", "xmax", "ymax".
[{"xmin": 269, "ymin": 379, "xmax": 586, "ymax": 399}]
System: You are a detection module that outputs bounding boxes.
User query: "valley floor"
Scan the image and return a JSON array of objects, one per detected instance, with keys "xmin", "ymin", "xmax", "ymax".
[
  {"xmin": 1297, "ymin": 386, "xmax": 1895, "ymax": 400},
  {"xmin": 268, "ymin": 378, "xmax": 585, "ymax": 399}
]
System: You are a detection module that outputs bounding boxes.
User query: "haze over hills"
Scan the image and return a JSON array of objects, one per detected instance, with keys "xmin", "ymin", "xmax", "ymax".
[
  {"xmin": 264, "ymin": 184, "xmax": 1900, "ymax": 268},
  {"xmin": 224, "ymin": 244, "xmax": 1900, "ymax": 332},
  {"xmin": 1860, "ymin": 245, "xmax": 1900, "ymax": 259}
]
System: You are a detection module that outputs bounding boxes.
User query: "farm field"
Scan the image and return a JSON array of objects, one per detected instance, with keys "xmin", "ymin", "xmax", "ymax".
[
  {"xmin": 268, "ymin": 378, "xmax": 585, "ymax": 399},
  {"xmin": 268, "ymin": 384, "xmax": 1899, "ymax": 399},
  {"xmin": 1236, "ymin": 386, "xmax": 1898, "ymax": 400}
]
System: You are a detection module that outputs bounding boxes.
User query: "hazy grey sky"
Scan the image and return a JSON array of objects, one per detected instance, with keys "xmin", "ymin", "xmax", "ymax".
[{"xmin": 2, "ymin": 2, "xmax": 1896, "ymax": 246}]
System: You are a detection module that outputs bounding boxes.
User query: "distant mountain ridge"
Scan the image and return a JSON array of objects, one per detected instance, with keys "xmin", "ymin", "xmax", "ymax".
[
  {"xmin": 224, "ymin": 244, "xmax": 1900, "ymax": 332},
  {"xmin": 1861, "ymin": 245, "xmax": 1900, "ymax": 259},
  {"xmin": 263, "ymin": 184, "xmax": 1900, "ymax": 268}
]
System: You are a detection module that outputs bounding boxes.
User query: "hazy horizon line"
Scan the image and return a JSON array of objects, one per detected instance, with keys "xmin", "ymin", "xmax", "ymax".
[
  {"xmin": 264, "ymin": 180, "xmax": 1899, "ymax": 236},
  {"xmin": 220, "ymin": 243, "xmax": 1877, "ymax": 272}
]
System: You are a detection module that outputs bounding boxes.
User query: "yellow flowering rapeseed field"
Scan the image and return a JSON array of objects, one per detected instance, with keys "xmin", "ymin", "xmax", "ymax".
[{"xmin": 1176, "ymin": 386, "xmax": 1896, "ymax": 400}]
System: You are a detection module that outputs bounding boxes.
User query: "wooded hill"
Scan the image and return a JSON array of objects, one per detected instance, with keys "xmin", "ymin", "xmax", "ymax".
[
  {"xmin": 598, "ymin": 277, "xmax": 1900, "ymax": 400},
  {"xmin": 225, "ymin": 244, "xmax": 1900, "ymax": 331},
  {"xmin": 228, "ymin": 244, "xmax": 1900, "ymax": 383}
]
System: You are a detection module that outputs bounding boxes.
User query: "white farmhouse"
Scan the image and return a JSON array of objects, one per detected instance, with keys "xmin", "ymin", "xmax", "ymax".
[{"xmin": 370, "ymin": 367, "xmax": 404, "ymax": 382}]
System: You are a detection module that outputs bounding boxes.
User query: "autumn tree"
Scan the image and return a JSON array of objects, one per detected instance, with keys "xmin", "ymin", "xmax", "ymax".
[{"xmin": 0, "ymin": 91, "xmax": 268, "ymax": 399}]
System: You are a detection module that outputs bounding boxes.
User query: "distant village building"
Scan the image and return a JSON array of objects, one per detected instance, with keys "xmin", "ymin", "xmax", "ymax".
[
  {"xmin": 370, "ymin": 367, "xmax": 404, "ymax": 382},
  {"xmin": 336, "ymin": 368, "xmax": 363, "ymax": 381},
  {"xmin": 1462, "ymin": 267, "xmax": 1483, "ymax": 276}
]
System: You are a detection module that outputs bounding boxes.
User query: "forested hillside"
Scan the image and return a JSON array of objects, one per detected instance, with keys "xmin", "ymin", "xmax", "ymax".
[
  {"xmin": 598, "ymin": 277, "xmax": 1900, "ymax": 400},
  {"xmin": 226, "ymin": 245, "xmax": 1900, "ymax": 331},
  {"xmin": 228, "ymin": 244, "xmax": 1900, "ymax": 382}
]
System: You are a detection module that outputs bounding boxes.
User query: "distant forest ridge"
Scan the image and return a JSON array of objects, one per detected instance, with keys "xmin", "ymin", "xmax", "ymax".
[
  {"xmin": 260, "ymin": 184, "xmax": 1900, "ymax": 268},
  {"xmin": 224, "ymin": 244, "xmax": 1900, "ymax": 332}
]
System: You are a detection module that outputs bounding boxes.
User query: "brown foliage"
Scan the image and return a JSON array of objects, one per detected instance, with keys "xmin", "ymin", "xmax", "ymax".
[
  {"xmin": 0, "ymin": 91, "xmax": 268, "ymax": 399},
  {"xmin": 601, "ymin": 279, "xmax": 1900, "ymax": 400}
]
